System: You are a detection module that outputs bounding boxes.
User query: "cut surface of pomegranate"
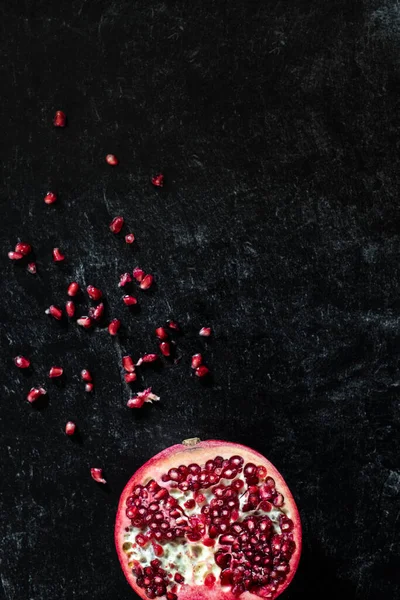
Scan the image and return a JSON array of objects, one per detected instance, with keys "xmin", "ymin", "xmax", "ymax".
[{"xmin": 115, "ymin": 440, "xmax": 301, "ymax": 600}]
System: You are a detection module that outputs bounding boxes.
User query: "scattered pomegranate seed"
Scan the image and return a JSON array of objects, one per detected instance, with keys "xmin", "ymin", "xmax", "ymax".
[
  {"xmin": 27, "ymin": 262, "xmax": 37, "ymax": 274},
  {"xmin": 105, "ymin": 154, "xmax": 119, "ymax": 166},
  {"xmin": 87, "ymin": 285, "xmax": 102, "ymax": 301},
  {"xmin": 123, "ymin": 294, "xmax": 137, "ymax": 306},
  {"xmin": 15, "ymin": 242, "xmax": 31, "ymax": 256},
  {"xmin": 204, "ymin": 574, "xmax": 216, "ymax": 588},
  {"xmin": 159, "ymin": 342, "xmax": 171, "ymax": 357},
  {"xmin": 167, "ymin": 320, "xmax": 180, "ymax": 331},
  {"xmin": 125, "ymin": 233, "xmax": 135, "ymax": 244},
  {"xmin": 90, "ymin": 302, "xmax": 104, "ymax": 321},
  {"xmin": 151, "ymin": 173, "xmax": 164, "ymax": 187},
  {"xmin": 65, "ymin": 421, "xmax": 76, "ymax": 436},
  {"xmin": 191, "ymin": 353, "xmax": 203, "ymax": 369},
  {"xmin": 110, "ymin": 216, "xmax": 124, "ymax": 233},
  {"xmin": 195, "ymin": 365, "xmax": 210, "ymax": 378},
  {"xmin": 137, "ymin": 354, "xmax": 158, "ymax": 365},
  {"xmin": 52, "ymin": 248, "xmax": 65, "ymax": 262},
  {"xmin": 27, "ymin": 387, "xmax": 46, "ymax": 403},
  {"xmin": 122, "ymin": 355, "xmax": 135, "ymax": 372},
  {"xmin": 77, "ymin": 316, "xmax": 92, "ymax": 329},
  {"xmin": 44, "ymin": 191, "xmax": 57, "ymax": 205},
  {"xmin": 124, "ymin": 372, "xmax": 137, "ymax": 383},
  {"xmin": 65, "ymin": 301, "xmax": 75, "ymax": 317},
  {"xmin": 140, "ymin": 274, "xmax": 153, "ymax": 290},
  {"xmin": 14, "ymin": 355, "xmax": 30, "ymax": 369},
  {"xmin": 85, "ymin": 382, "xmax": 94, "ymax": 392},
  {"xmin": 155, "ymin": 327, "xmax": 168, "ymax": 340},
  {"xmin": 91, "ymin": 468, "xmax": 106, "ymax": 484},
  {"xmin": 81, "ymin": 369, "xmax": 92, "ymax": 382},
  {"xmin": 127, "ymin": 387, "xmax": 160, "ymax": 408},
  {"xmin": 67, "ymin": 282, "xmax": 80, "ymax": 296},
  {"xmin": 49, "ymin": 366, "xmax": 63, "ymax": 378},
  {"xmin": 108, "ymin": 319, "xmax": 121, "ymax": 336},
  {"xmin": 132, "ymin": 267, "xmax": 145, "ymax": 282},
  {"xmin": 8, "ymin": 251, "xmax": 23, "ymax": 260},
  {"xmin": 45, "ymin": 305, "xmax": 63, "ymax": 320},
  {"xmin": 199, "ymin": 327, "xmax": 211, "ymax": 337},
  {"xmin": 53, "ymin": 110, "xmax": 66, "ymax": 127},
  {"xmin": 118, "ymin": 272, "xmax": 132, "ymax": 287}
]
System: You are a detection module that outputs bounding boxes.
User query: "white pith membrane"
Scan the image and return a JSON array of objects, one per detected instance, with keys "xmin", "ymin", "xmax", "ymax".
[{"xmin": 121, "ymin": 456, "xmax": 296, "ymax": 600}]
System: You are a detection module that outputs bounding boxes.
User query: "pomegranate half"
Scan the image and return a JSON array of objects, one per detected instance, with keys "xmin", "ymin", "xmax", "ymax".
[{"xmin": 115, "ymin": 439, "xmax": 301, "ymax": 600}]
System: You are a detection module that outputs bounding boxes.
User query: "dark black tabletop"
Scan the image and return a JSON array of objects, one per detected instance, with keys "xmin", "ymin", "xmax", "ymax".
[{"xmin": 1, "ymin": 1, "xmax": 400, "ymax": 599}]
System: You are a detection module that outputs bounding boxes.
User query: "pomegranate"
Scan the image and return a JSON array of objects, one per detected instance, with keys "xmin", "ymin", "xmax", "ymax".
[{"xmin": 115, "ymin": 439, "xmax": 301, "ymax": 600}]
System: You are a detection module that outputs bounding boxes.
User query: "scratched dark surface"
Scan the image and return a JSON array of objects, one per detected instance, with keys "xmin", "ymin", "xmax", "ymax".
[{"xmin": 1, "ymin": 1, "xmax": 400, "ymax": 599}]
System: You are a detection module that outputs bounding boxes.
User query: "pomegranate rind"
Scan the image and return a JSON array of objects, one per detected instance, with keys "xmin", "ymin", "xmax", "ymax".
[{"xmin": 115, "ymin": 440, "xmax": 301, "ymax": 600}]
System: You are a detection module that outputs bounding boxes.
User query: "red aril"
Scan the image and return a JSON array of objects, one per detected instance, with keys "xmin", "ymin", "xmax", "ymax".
[
  {"xmin": 66, "ymin": 301, "xmax": 75, "ymax": 317},
  {"xmin": 65, "ymin": 421, "xmax": 76, "ymax": 436},
  {"xmin": 15, "ymin": 242, "xmax": 31, "ymax": 256},
  {"xmin": 52, "ymin": 247, "xmax": 65, "ymax": 262},
  {"xmin": 27, "ymin": 262, "xmax": 37, "ymax": 274},
  {"xmin": 140, "ymin": 274, "xmax": 153, "ymax": 290},
  {"xmin": 68, "ymin": 282, "xmax": 80, "ymax": 296},
  {"xmin": 115, "ymin": 440, "xmax": 301, "ymax": 600},
  {"xmin": 14, "ymin": 356, "xmax": 30, "ymax": 369},
  {"xmin": 53, "ymin": 110, "xmax": 66, "ymax": 127},
  {"xmin": 123, "ymin": 295, "xmax": 138, "ymax": 306},
  {"xmin": 87, "ymin": 285, "xmax": 103, "ymax": 301},
  {"xmin": 151, "ymin": 173, "xmax": 164, "ymax": 187},
  {"xmin": 49, "ymin": 366, "xmax": 63, "ymax": 378},
  {"xmin": 125, "ymin": 233, "xmax": 135, "ymax": 244},
  {"xmin": 8, "ymin": 251, "xmax": 23, "ymax": 260},
  {"xmin": 106, "ymin": 154, "xmax": 119, "ymax": 166},
  {"xmin": 108, "ymin": 319, "xmax": 121, "ymax": 336},
  {"xmin": 110, "ymin": 216, "xmax": 124, "ymax": 234},
  {"xmin": 44, "ymin": 191, "xmax": 57, "ymax": 205}
]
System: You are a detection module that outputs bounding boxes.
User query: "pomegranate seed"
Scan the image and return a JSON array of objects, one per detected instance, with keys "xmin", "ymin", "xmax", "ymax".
[
  {"xmin": 27, "ymin": 262, "xmax": 37, "ymax": 274},
  {"xmin": 90, "ymin": 302, "xmax": 104, "ymax": 321},
  {"xmin": 204, "ymin": 574, "xmax": 216, "ymax": 588},
  {"xmin": 127, "ymin": 387, "xmax": 160, "ymax": 408},
  {"xmin": 133, "ymin": 267, "xmax": 145, "ymax": 282},
  {"xmin": 151, "ymin": 173, "xmax": 164, "ymax": 187},
  {"xmin": 125, "ymin": 233, "xmax": 135, "ymax": 244},
  {"xmin": 15, "ymin": 242, "xmax": 31, "ymax": 256},
  {"xmin": 108, "ymin": 319, "xmax": 121, "ymax": 335},
  {"xmin": 159, "ymin": 342, "xmax": 171, "ymax": 356},
  {"xmin": 45, "ymin": 305, "xmax": 63, "ymax": 320},
  {"xmin": 87, "ymin": 285, "xmax": 102, "ymax": 301},
  {"xmin": 81, "ymin": 369, "xmax": 92, "ymax": 382},
  {"xmin": 14, "ymin": 356, "xmax": 30, "ymax": 369},
  {"xmin": 125, "ymin": 372, "xmax": 137, "ymax": 383},
  {"xmin": 27, "ymin": 387, "xmax": 46, "ymax": 403},
  {"xmin": 44, "ymin": 191, "xmax": 57, "ymax": 205},
  {"xmin": 66, "ymin": 300, "xmax": 75, "ymax": 317},
  {"xmin": 65, "ymin": 421, "xmax": 76, "ymax": 436},
  {"xmin": 122, "ymin": 355, "xmax": 135, "ymax": 372},
  {"xmin": 155, "ymin": 327, "xmax": 168, "ymax": 340},
  {"xmin": 49, "ymin": 366, "xmax": 63, "ymax": 378},
  {"xmin": 257, "ymin": 466, "xmax": 268, "ymax": 479},
  {"xmin": 191, "ymin": 354, "xmax": 203, "ymax": 369},
  {"xmin": 110, "ymin": 216, "xmax": 124, "ymax": 233},
  {"xmin": 127, "ymin": 396, "xmax": 145, "ymax": 409},
  {"xmin": 123, "ymin": 295, "xmax": 137, "ymax": 306},
  {"xmin": 85, "ymin": 382, "xmax": 94, "ymax": 392},
  {"xmin": 138, "ymin": 354, "xmax": 158, "ymax": 365},
  {"xmin": 106, "ymin": 154, "xmax": 118, "ymax": 166},
  {"xmin": 91, "ymin": 468, "xmax": 106, "ymax": 484},
  {"xmin": 53, "ymin": 110, "xmax": 66, "ymax": 127},
  {"xmin": 118, "ymin": 272, "xmax": 132, "ymax": 287},
  {"xmin": 140, "ymin": 274, "xmax": 153, "ymax": 290},
  {"xmin": 77, "ymin": 316, "xmax": 92, "ymax": 329},
  {"xmin": 52, "ymin": 248, "xmax": 65, "ymax": 262},
  {"xmin": 199, "ymin": 327, "xmax": 211, "ymax": 337},
  {"xmin": 67, "ymin": 282, "xmax": 80, "ymax": 296},
  {"xmin": 167, "ymin": 320, "xmax": 180, "ymax": 331},
  {"xmin": 174, "ymin": 574, "xmax": 184, "ymax": 584},
  {"xmin": 8, "ymin": 251, "xmax": 23, "ymax": 260},
  {"xmin": 195, "ymin": 365, "xmax": 210, "ymax": 378}
]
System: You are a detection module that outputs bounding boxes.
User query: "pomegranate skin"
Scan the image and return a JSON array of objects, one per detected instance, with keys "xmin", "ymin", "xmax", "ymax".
[{"xmin": 115, "ymin": 439, "xmax": 302, "ymax": 600}]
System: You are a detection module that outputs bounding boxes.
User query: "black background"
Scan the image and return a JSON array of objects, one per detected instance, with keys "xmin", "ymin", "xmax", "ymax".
[{"xmin": 1, "ymin": 1, "xmax": 400, "ymax": 599}]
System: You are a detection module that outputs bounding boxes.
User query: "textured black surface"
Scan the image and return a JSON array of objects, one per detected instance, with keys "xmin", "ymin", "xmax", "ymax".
[{"xmin": 1, "ymin": 1, "xmax": 400, "ymax": 599}]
